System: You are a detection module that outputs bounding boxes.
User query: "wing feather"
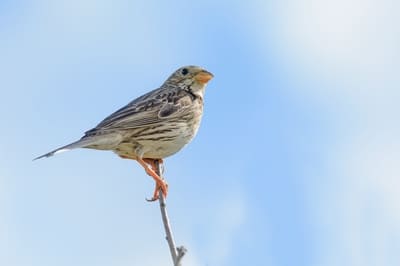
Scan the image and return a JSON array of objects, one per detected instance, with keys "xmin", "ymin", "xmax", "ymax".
[{"xmin": 84, "ymin": 86, "xmax": 189, "ymax": 136}]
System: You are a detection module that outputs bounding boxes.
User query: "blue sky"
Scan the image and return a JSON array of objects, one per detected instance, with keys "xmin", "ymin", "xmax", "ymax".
[{"xmin": 1, "ymin": 0, "xmax": 399, "ymax": 265}]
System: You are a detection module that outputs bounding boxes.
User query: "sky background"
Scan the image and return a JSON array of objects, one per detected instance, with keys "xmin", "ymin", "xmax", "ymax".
[{"xmin": 1, "ymin": 0, "xmax": 399, "ymax": 265}]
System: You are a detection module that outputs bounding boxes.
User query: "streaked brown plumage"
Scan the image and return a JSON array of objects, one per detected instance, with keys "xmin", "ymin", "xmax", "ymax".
[{"xmin": 35, "ymin": 65, "xmax": 214, "ymax": 200}]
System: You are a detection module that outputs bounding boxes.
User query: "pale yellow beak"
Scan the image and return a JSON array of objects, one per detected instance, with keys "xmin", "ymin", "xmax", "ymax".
[{"xmin": 194, "ymin": 70, "xmax": 214, "ymax": 84}]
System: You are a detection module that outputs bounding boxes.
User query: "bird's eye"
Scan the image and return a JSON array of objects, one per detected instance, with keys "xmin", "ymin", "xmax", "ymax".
[{"xmin": 181, "ymin": 68, "xmax": 188, "ymax": 75}]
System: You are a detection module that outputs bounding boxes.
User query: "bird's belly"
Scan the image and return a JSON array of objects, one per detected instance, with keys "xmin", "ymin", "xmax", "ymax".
[
  {"xmin": 114, "ymin": 119, "xmax": 201, "ymax": 159},
  {"xmin": 141, "ymin": 124, "xmax": 198, "ymax": 158},
  {"xmin": 142, "ymin": 139, "xmax": 187, "ymax": 158}
]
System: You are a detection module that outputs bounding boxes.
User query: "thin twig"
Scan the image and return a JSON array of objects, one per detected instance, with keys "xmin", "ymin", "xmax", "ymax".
[{"xmin": 154, "ymin": 160, "xmax": 186, "ymax": 266}]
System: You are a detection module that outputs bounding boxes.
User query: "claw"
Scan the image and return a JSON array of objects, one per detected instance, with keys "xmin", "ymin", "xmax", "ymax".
[
  {"xmin": 137, "ymin": 158, "xmax": 168, "ymax": 201},
  {"xmin": 146, "ymin": 178, "xmax": 168, "ymax": 201}
]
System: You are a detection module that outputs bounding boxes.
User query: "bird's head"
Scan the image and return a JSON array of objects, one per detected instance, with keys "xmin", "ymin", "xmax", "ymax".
[{"xmin": 164, "ymin": 66, "xmax": 214, "ymax": 98}]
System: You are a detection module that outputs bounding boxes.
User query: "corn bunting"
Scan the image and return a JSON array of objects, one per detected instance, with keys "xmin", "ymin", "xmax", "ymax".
[{"xmin": 35, "ymin": 66, "xmax": 214, "ymax": 201}]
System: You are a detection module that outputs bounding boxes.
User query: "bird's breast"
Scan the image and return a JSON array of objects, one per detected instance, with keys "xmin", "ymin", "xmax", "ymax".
[
  {"xmin": 113, "ymin": 99, "xmax": 204, "ymax": 159},
  {"xmin": 142, "ymin": 105, "xmax": 203, "ymax": 158}
]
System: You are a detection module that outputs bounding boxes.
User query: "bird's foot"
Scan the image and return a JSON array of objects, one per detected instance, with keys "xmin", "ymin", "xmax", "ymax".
[
  {"xmin": 137, "ymin": 158, "xmax": 168, "ymax": 201},
  {"xmin": 146, "ymin": 179, "xmax": 168, "ymax": 202}
]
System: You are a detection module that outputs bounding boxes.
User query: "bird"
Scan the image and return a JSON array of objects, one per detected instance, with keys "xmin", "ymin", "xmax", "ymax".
[{"xmin": 34, "ymin": 65, "xmax": 214, "ymax": 201}]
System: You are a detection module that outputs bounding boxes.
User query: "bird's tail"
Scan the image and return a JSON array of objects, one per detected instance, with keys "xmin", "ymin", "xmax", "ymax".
[{"xmin": 33, "ymin": 138, "xmax": 97, "ymax": 160}]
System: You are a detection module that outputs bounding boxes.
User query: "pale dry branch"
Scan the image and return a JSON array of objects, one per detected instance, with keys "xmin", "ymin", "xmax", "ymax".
[{"xmin": 154, "ymin": 160, "xmax": 186, "ymax": 266}]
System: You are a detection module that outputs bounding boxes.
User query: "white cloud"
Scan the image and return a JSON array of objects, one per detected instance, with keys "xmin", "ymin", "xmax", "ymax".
[
  {"xmin": 246, "ymin": 1, "xmax": 400, "ymax": 265},
  {"xmin": 309, "ymin": 130, "xmax": 400, "ymax": 266},
  {"xmin": 247, "ymin": 0, "xmax": 399, "ymax": 106}
]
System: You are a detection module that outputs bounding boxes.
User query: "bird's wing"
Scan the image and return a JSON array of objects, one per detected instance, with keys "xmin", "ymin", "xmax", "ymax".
[{"xmin": 84, "ymin": 87, "xmax": 189, "ymax": 136}]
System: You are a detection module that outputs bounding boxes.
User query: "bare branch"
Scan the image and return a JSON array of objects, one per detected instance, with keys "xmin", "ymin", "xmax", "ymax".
[{"xmin": 154, "ymin": 160, "xmax": 186, "ymax": 266}]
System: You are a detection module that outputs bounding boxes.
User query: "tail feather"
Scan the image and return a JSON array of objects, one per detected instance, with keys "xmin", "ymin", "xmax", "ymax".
[{"xmin": 33, "ymin": 138, "xmax": 95, "ymax": 160}]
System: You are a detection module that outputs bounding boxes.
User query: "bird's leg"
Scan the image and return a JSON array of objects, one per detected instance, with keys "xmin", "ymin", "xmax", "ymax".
[
  {"xmin": 136, "ymin": 158, "xmax": 168, "ymax": 201},
  {"xmin": 118, "ymin": 155, "xmax": 168, "ymax": 201},
  {"xmin": 143, "ymin": 158, "xmax": 164, "ymax": 174},
  {"xmin": 143, "ymin": 158, "xmax": 167, "ymax": 201},
  {"xmin": 144, "ymin": 159, "xmax": 166, "ymax": 201}
]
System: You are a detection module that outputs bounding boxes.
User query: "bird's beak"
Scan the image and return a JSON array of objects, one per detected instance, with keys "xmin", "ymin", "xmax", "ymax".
[{"xmin": 194, "ymin": 70, "xmax": 214, "ymax": 84}]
